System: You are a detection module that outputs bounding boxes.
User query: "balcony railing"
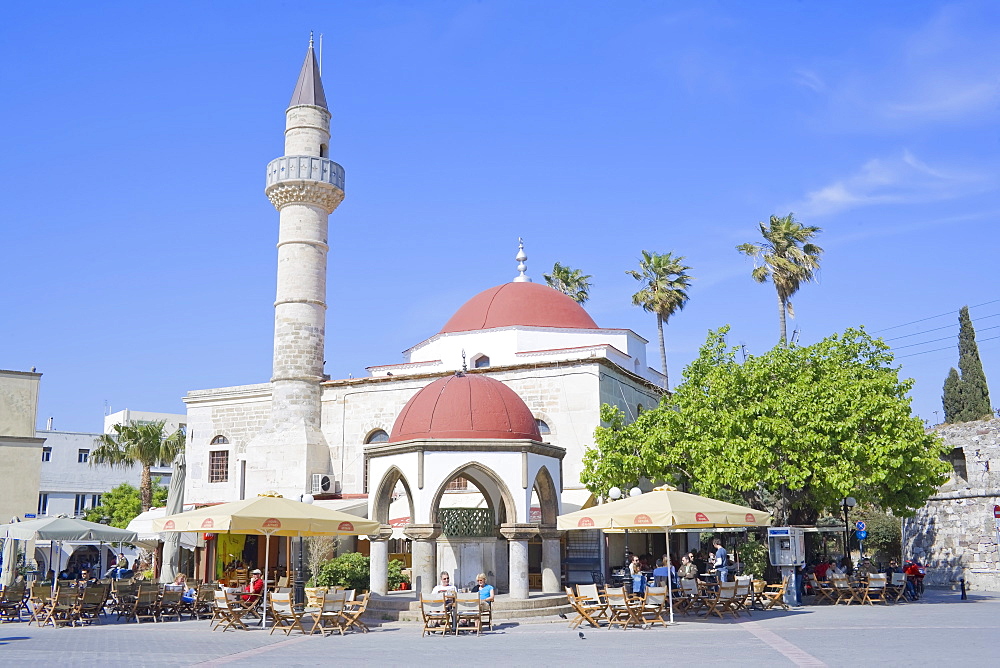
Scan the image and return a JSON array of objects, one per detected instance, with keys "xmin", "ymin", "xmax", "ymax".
[{"xmin": 266, "ymin": 156, "xmax": 345, "ymax": 190}]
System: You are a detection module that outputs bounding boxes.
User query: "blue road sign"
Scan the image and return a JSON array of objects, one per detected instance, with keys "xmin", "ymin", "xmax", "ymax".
[
  {"xmin": 23, "ymin": 513, "xmax": 36, "ymax": 518},
  {"xmin": 856, "ymin": 530, "xmax": 868, "ymax": 540},
  {"xmin": 855, "ymin": 520, "xmax": 866, "ymax": 531}
]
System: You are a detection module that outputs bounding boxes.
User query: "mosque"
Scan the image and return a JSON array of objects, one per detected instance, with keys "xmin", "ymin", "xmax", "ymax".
[{"xmin": 182, "ymin": 40, "xmax": 665, "ymax": 598}]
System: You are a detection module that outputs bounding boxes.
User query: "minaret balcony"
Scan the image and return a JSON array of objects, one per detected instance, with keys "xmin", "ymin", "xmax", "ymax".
[{"xmin": 266, "ymin": 156, "xmax": 345, "ymax": 191}]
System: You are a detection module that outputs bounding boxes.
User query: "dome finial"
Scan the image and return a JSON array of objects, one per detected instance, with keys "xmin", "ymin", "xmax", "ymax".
[{"xmin": 513, "ymin": 237, "xmax": 532, "ymax": 283}]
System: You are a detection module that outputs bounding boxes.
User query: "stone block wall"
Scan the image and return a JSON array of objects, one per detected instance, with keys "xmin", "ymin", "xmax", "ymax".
[{"xmin": 903, "ymin": 417, "xmax": 1000, "ymax": 590}]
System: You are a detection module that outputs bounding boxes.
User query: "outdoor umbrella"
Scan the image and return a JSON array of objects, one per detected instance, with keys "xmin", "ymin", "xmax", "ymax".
[
  {"xmin": 0, "ymin": 516, "xmax": 138, "ymax": 578},
  {"xmin": 1, "ymin": 517, "xmax": 20, "ymax": 587},
  {"xmin": 159, "ymin": 451, "xmax": 187, "ymax": 584},
  {"xmin": 557, "ymin": 486, "xmax": 772, "ymax": 623},
  {"xmin": 126, "ymin": 507, "xmax": 198, "ymax": 551},
  {"xmin": 153, "ymin": 496, "xmax": 380, "ymax": 626}
]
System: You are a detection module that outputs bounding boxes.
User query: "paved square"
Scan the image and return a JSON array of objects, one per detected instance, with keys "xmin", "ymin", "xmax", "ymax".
[{"xmin": 0, "ymin": 589, "xmax": 994, "ymax": 667}]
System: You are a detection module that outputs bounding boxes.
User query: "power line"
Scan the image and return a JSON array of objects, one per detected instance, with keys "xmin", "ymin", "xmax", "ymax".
[
  {"xmin": 890, "ymin": 324, "xmax": 1000, "ymax": 350},
  {"xmin": 896, "ymin": 334, "xmax": 1000, "ymax": 359},
  {"xmin": 872, "ymin": 298, "xmax": 1000, "ymax": 333},
  {"xmin": 882, "ymin": 312, "xmax": 1000, "ymax": 342}
]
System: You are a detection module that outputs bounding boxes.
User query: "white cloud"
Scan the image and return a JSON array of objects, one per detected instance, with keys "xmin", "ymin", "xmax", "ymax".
[{"xmin": 785, "ymin": 151, "xmax": 984, "ymax": 217}]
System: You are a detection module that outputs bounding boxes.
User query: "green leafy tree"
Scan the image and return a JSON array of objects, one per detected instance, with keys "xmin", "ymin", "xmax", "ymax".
[
  {"xmin": 91, "ymin": 420, "xmax": 184, "ymax": 512},
  {"xmin": 543, "ymin": 262, "xmax": 592, "ymax": 304},
  {"xmin": 583, "ymin": 326, "xmax": 950, "ymax": 525},
  {"xmin": 83, "ymin": 480, "xmax": 168, "ymax": 528},
  {"xmin": 315, "ymin": 552, "xmax": 370, "ymax": 591},
  {"xmin": 737, "ymin": 213, "xmax": 822, "ymax": 345},
  {"xmin": 626, "ymin": 251, "xmax": 693, "ymax": 389},
  {"xmin": 943, "ymin": 306, "xmax": 992, "ymax": 423}
]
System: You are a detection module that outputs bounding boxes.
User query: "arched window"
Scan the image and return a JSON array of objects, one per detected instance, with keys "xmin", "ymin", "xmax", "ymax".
[
  {"xmin": 210, "ymin": 435, "xmax": 229, "ymax": 445},
  {"xmin": 535, "ymin": 419, "xmax": 550, "ymax": 435},
  {"xmin": 473, "ymin": 355, "xmax": 490, "ymax": 369},
  {"xmin": 365, "ymin": 429, "xmax": 389, "ymax": 444}
]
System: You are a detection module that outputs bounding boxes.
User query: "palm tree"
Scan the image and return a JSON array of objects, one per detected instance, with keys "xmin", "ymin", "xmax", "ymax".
[
  {"xmin": 737, "ymin": 213, "xmax": 823, "ymax": 346},
  {"xmin": 91, "ymin": 420, "xmax": 184, "ymax": 512},
  {"xmin": 543, "ymin": 262, "xmax": 593, "ymax": 304},
  {"xmin": 627, "ymin": 251, "xmax": 693, "ymax": 389}
]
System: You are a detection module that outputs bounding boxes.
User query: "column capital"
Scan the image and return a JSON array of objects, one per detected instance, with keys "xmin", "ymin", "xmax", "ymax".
[
  {"xmin": 499, "ymin": 523, "xmax": 538, "ymax": 541},
  {"xmin": 403, "ymin": 523, "xmax": 442, "ymax": 541},
  {"xmin": 538, "ymin": 525, "xmax": 563, "ymax": 541},
  {"xmin": 367, "ymin": 524, "xmax": 394, "ymax": 542}
]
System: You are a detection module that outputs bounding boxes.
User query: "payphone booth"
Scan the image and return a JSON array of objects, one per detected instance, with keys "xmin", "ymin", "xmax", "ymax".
[{"xmin": 768, "ymin": 527, "xmax": 805, "ymax": 606}]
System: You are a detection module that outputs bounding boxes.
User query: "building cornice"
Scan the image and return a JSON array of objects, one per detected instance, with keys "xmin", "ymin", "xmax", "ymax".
[{"xmin": 364, "ymin": 438, "xmax": 566, "ymax": 460}]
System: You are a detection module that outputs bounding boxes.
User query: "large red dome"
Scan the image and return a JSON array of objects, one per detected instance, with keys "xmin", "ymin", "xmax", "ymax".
[
  {"xmin": 439, "ymin": 282, "xmax": 599, "ymax": 334},
  {"xmin": 388, "ymin": 373, "xmax": 541, "ymax": 443}
]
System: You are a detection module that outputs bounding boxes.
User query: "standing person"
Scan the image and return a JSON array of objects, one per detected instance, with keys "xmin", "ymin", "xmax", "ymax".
[{"xmin": 712, "ymin": 538, "xmax": 729, "ymax": 583}]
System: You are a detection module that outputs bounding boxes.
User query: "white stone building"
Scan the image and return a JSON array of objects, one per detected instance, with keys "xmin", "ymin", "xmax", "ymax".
[
  {"xmin": 181, "ymin": 41, "xmax": 665, "ymax": 591},
  {"xmin": 104, "ymin": 409, "xmax": 186, "ymax": 437}
]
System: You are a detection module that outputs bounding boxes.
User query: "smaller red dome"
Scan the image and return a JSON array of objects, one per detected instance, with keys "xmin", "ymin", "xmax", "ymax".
[
  {"xmin": 389, "ymin": 374, "xmax": 541, "ymax": 443},
  {"xmin": 440, "ymin": 282, "xmax": 599, "ymax": 333}
]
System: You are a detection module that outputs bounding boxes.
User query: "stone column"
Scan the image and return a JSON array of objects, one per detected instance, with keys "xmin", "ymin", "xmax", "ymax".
[
  {"xmin": 403, "ymin": 524, "xmax": 442, "ymax": 597},
  {"xmin": 500, "ymin": 523, "xmax": 537, "ymax": 600},
  {"xmin": 366, "ymin": 524, "xmax": 394, "ymax": 596},
  {"xmin": 539, "ymin": 526, "xmax": 563, "ymax": 593}
]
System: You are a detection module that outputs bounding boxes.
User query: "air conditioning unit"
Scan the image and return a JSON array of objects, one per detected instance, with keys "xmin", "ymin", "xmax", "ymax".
[{"xmin": 311, "ymin": 474, "xmax": 333, "ymax": 495}]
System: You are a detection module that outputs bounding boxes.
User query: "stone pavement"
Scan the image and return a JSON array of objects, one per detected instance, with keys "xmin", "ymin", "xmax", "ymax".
[{"xmin": 1, "ymin": 589, "xmax": 995, "ymax": 667}]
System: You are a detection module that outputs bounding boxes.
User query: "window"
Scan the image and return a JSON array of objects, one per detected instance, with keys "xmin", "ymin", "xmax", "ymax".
[
  {"xmin": 41, "ymin": 447, "xmax": 51, "ymax": 462},
  {"xmin": 211, "ymin": 435, "xmax": 229, "ymax": 445},
  {"xmin": 37, "ymin": 493, "xmax": 48, "ymax": 515},
  {"xmin": 950, "ymin": 447, "xmax": 968, "ymax": 482},
  {"xmin": 74, "ymin": 494, "xmax": 87, "ymax": 516},
  {"xmin": 365, "ymin": 429, "xmax": 389, "ymax": 444},
  {"xmin": 91, "ymin": 494, "xmax": 102, "ymax": 508},
  {"xmin": 209, "ymin": 450, "xmax": 229, "ymax": 483},
  {"xmin": 473, "ymin": 355, "xmax": 490, "ymax": 369},
  {"xmin": 77, "ymin": 449, "xmax": 89, "ymax": 463},
  {"xmin": 445, "ymin": 477, "xmax": 469, "ymax": 491},
  {"xmin": 535, "ymin": 419, "xmax": 550, "ymax": 435}
]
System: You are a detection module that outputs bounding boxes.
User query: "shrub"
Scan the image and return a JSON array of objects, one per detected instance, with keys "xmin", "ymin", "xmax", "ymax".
[
  {"xmin": 315, "ymin": 552, "xmax": 369, "ymax": 591},
  {"xmin": 388, "ymin": 559, "xmax": 409, "ymax": 590},
  {"xmin": 737, "ymin": 535, "xmax": 769, "ymax": 581}
]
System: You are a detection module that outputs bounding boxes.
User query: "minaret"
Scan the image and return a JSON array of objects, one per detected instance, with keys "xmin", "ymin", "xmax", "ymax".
[{"xmin": 245, "ymin": 37, "xmax": 344, "ymax": 496}]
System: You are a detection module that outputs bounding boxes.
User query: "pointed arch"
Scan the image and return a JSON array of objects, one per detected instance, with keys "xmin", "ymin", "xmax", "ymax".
[
  {"xmin": 531, "ymin": 465, "xmax": 560, "ymax": 526},
  {"xmin": 371, "ymin": 465, "xmax": 415, "ymax": 525},
  {"xmin": 428, "ymin": 462, "xmax": 517, "ymax": 526}
]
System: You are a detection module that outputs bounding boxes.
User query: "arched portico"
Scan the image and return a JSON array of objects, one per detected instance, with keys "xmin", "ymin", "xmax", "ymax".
[{"xmin": 365, "ymin": 438, "xmax": 564, "ymax": 598}]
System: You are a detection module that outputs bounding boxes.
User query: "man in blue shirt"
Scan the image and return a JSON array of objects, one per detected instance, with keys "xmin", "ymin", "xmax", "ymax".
[{"xmin": 712, "ymin": 538, "xmax": 729, "ymax": 583}]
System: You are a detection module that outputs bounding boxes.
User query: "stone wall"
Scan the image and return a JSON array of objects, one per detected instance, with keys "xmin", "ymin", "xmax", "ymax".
[{"xmin": 903, "ymin": 417, "xmax": 1000, "ymax": 590}]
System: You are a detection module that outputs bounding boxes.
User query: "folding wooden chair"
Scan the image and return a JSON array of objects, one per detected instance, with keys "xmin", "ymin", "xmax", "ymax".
[
  {"xmin": 640, "ymin": 586, "xmax": 669, "ymax": 626},
  {"xmin": 604, "ymin": 586, "xmax": 643, "ymax": 629},
  {"xmin": 342, "ymin": 592, "xmax": 370, "ymax": 634},
  {"xmin": 27, "ymin": 583, "xmax": 51, "ymax": 626},
  {"xmin": 564, "ymin": 587, "xmax": 604, "ymax": 629},
  {"xmin": 761, "ymin": 576, "xmax": 792, "ymax": 611},
  {"xmin": 887, "ymin": 572, "xmax": 908, "ymax": 603},
  {"xmin": 77, "ymin": 586, "xmax": 109, "ymax": 624},
  {"xmin": 732, "ymin": 577, "xmax": 753, "ymax": 616},
  {"xmin": 455, "ymin": 592, "xmax": 483, "ymax": 635},
  {"xmin": 42, "ymin": 587, "xmax": 81, "ymax": 628},
  {"xmin": 861, "ymin": 574, "xmax": 888, "ymax": 605},
  {"xmin": 703, "ymin": 582, "xmax": 741, "ymax": 619},
  {"xmin": 421, "ymin": 597, "xmax": 452, "ymax": 636},
  {"xmin": 0, "ymin": 583, "xmax": 27, "ymax": 622},
  {"xmin": 674, "ymin": 579, "xmax": 703, "ymax": 616},
  {"xmin": 212, "ymin": 591, "xmax": 248, "ymax": 631},
  {"xmin": 576, "ymin": 584, "xmax": 608, "ymax": 622},
  {"xmin": 159, "ymin": 589, "xmax": 184, "ymax": 621},
  {"xmin": 810, "ymin": 577, "xmax": 837, "ymax": 604},
  {"xmin": 268, "ymin": 591, "xmax": 307, "ymax": 635},
  {"xmin": 829, "ymin": 575, "xmax": 860, "ymax": 605},
  {"xmin": 132, "ymin": 587, "xmax": 160, "ymax": 623},
  {"xmin": 311, "ymin": 590, "xmax": 348, "ymax": 636}
]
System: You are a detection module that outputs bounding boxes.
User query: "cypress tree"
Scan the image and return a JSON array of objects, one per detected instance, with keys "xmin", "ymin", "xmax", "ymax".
[
  {"xmin": 942, "ymin": 367, "xmax": 962, "ymax": 423},
  {"xmin": 943, "ymin": 306, "xmax": 993, "ymax": 423}
]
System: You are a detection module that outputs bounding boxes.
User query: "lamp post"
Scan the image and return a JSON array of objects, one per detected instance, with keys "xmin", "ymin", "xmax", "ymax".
[
  {"xmin": 607, "ymin": 487, "xmax": 643, "ymax": 568},
  {"xmin": 295, "ymin": 493, "xmax": 314, "ymax": 605},
  {"xmin": 841, "ymin": 496, "xmax": 857, "ymax": 566}
]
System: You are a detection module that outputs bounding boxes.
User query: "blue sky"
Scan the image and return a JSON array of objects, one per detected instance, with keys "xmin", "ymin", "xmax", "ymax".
[{"xmin": 3, "ymin": 1, "xmax": 997, "ymax": 433}]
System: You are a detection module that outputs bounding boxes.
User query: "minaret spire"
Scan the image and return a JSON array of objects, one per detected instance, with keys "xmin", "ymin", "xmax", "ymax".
[{"xmin": 290, "ymin": 33, "xmax": 328, "ymax": 109}]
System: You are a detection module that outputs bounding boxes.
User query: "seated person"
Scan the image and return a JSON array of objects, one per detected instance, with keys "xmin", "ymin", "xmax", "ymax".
[
  {"xmin": 171, "ymin": 573, "xmax": 196, "ymax": 603},
  {"xmin": 430, "ymin": 571, "xmax": 457, "ymax": 626},
  {"xmin": 78, "ymin": 568, "xmax": 97, "ymax": 586},
  {"xmin": 241, "ymin": 569, "xmax": 264, "ymax": 602},
  {"xmin": 471, "ymin": 573, "xmax": 495, "ymax": 605}
]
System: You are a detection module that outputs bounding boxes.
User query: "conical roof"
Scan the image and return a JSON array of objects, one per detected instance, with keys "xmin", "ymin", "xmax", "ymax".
[{"xmin": 289, "ymin": 40, "xmax": 327, "ymax": 109}]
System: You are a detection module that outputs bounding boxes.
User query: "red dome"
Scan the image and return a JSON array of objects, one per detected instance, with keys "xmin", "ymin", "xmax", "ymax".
[
  {"xmin": 439, "ymin": 282, "xmax": 599, "ymax": 333},
  {"xmin": 389, "ymin": 374, "xmax": 541, "ymax": 443}
]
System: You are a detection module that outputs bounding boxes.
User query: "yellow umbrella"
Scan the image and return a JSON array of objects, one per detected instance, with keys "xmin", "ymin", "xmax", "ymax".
[
  {"xmin": 557, "ymin": 487, "xmax": 771, "ymax": 624},
  {"xmin": 153, "ymin": 496, "xmax": 379, "ymax": 626}
]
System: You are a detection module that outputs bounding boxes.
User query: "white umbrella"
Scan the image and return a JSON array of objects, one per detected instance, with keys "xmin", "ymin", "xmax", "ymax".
[
  {"xmin": 160, "ymin": 451, "xmax": 186, "ymax": 584},
  {"xmin": 1, "ymin": 517, "xmax": 20, "ymax": 587}
]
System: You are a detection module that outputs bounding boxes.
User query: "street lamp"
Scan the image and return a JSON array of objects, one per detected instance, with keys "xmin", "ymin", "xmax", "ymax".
[
  {"xmin": 295, "ymin": 493, "xmax": 314, "ymax": 605},
  {"xmin": 841, "ymin": 496, "xmax": 857, "ymax": 565}
]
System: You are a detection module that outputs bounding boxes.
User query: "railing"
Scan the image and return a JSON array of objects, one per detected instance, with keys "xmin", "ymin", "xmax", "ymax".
[{"xmin": 266, "ymin": 156, "xmax": 345, "ymax": 190}]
